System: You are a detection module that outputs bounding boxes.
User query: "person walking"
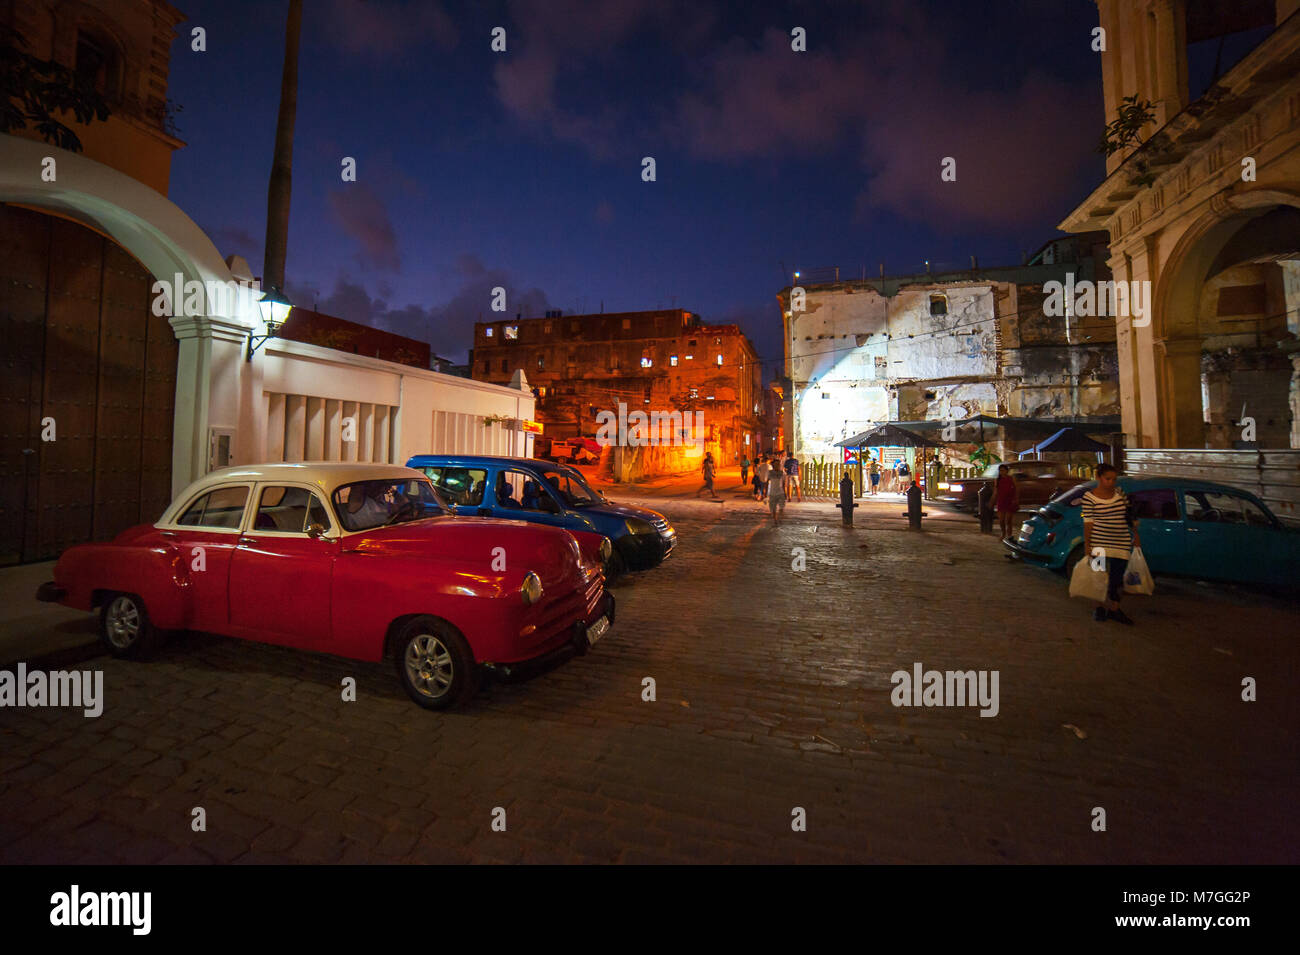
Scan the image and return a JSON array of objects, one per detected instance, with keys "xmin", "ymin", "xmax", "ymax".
[
  {"xmin": 895, "ymin": 458, "xmax": 910, "ymax": 493},
  {"xmin": 740, "ymin": 454, "xmax": 750, "ymax": 486},
  {"xmin": 766, "ymin": 458, "xmax": 786, "ymax": 524},
  {"xmin": 755, "ymin": 456, "xmax": 770, "ymax": 501},
  {"xmin": 1082, "ymin": 463, "xmax": 1140, "ymax": 625},
  {"xmin": 696, "ymin": 452, "xmax": 720, "ymax": 500},
  {"xmin": 995, "ymin": 464, "xmax": 1019, "ymax": 540},
  {"xmin": 782, "ymin": 453, "xmax": 803, "ymax": 502},
  {"xmin": 869, "ymin": 458, "xmax": 881, "ymax": 495}
]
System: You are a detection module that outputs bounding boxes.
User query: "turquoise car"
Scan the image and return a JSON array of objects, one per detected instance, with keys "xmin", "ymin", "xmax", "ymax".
[{"xmin": 1004, "ymin": 475, "xmax": 1300, "ymax": 590}]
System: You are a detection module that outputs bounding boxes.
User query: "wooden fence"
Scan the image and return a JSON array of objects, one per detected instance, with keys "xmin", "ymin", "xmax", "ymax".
[{"xmin": 801, "ymin": 462, "xmax": 864, "ymax": 497}]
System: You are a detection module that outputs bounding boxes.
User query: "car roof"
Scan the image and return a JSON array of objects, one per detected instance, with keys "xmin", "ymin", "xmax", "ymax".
[
  {"xmin": 203, "ymin": 462, "xmax": 423, "ymax": 485},
  {"xmin": 406, "ymin": 454, "xmax": 571, "ymax": 468}
]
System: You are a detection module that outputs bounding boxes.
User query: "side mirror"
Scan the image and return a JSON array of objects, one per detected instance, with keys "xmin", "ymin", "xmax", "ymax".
[{"xmin": 306, "ymin": 522, "xmax": 327, "ymax": 539}]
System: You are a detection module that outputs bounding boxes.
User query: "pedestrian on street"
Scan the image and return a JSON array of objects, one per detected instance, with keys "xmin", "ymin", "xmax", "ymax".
[
  {"xmin": 755, "ymin": 457, "xmax": 770, "ymax": 500},
  {"xmin": 1082, "ymin": 463, "xmax": 1140, "ymax": 625},
  {"xmin": 995, "ymin": 464, "xmax": 1019, "ymax": 541},
  {"xmin": 895, "ymin": 458, "xmax": 910, "ymax": 494},
  {"xmin": 740, "ymin": 454, "xmax": 750, "ymax": 485},
  {"xmin": 696, "ymin": 452, "xmax": 720, "ymax": 500},
  {"xmin": 766, "ymin": 460, "xmax": 786, "ymax": 524},
  {"xmin": 783, "ymin": 453, "xmax": 803, "ymax": 502},
  {"xmin": 869, "ymin": 458, "xmax": 881, "ymax": 495}
]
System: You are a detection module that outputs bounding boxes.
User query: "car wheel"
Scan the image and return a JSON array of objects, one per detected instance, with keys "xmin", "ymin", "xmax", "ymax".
[
  {"xmin": 99, "ymin": 592, "xmax": 162, "ymax": 658},
  {"xmin": 1062, "ymin": 545, "xmax": 1084, "ymax": 578},
  {"xmin": 603, "ymin": 545, "xmax": 628, "ymax": 583},
  {"xmin": 395, "ymin": 618, "xmax": 479, "ymax": 710}
]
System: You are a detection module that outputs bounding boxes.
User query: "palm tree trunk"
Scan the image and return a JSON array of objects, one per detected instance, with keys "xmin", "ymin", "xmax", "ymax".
[{"xmin": 263, "ymin": 0, "xmax": 303, "ymax": 293}]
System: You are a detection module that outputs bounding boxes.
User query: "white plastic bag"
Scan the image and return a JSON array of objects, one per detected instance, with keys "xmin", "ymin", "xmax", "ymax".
[
  {"xmin": 1123, "ymin": 547, "xmax": 1155, "ymax": 595},
  {"xmin": 1069, "ymin": 557, "xmax": 1108, "ymax": 602}
]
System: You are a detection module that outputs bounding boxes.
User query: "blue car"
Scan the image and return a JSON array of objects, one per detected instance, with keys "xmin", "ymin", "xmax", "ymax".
[
  {"xmin": 1005, "ymin": 475, "xmax": 1300, "ymax": 590},
  {"xmin": 405, "ymin": 455, "xmax": 676, "ymax": 576}
]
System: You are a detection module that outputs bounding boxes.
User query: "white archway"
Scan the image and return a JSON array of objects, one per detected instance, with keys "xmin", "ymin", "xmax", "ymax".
[{"xmin": 2, "ymin": 133, "xmax": 262, "ymax": 492}]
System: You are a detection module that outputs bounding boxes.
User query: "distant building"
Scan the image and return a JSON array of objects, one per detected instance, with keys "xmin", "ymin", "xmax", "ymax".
[
  {"xmin": 471, "ymin": 309, "xmax": 762, "ymax": 475},
  {"xmin": 277, "ymin": 308, "xmax": 431, "ymax": 369},
  {"xmin": 778, "ymin": 235, "xmax": 1120, "ymax": 463}
]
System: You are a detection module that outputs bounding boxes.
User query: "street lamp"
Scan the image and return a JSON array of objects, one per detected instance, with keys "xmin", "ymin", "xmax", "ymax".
[{"xmin": 247, "ymin": 286, "xmax": 293, "ymax": 361}]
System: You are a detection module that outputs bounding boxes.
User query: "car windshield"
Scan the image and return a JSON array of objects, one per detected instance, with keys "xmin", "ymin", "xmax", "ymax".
[
  {"xmin": 331, "ymin": 478, "xmax": 446, "ymax": 532},
  {"xmin": 535, "ymin": 466, "xmax": 602, "ymax": 507}
]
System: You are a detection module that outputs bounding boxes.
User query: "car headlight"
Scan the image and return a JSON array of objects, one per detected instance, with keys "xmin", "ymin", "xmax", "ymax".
[
  {"xmin": 598, "ymin": 538, "xmax": 612, "ymax": 561},
  {"xmin": 949, "ymin": 484, "xmax": 963, "ymax": 493},
  {"xmin": 521, "ymin": 571, "xmax": 543, "ymax": 605},
  {"xmin": 625, "ymin": 517, "xmax": 655, "ymax": 535}
]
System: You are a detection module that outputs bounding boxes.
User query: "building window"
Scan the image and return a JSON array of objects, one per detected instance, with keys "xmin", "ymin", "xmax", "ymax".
[
  {"xmin": 716, "ymin": 354, "xmax": 723, "ymax": 366},
  {"xmin": 504, "ymin": 325, "xmax": 518, "ymax": 340},
  {"xmin": 641, "ymin": 356, "xmax": 653, "ymax": 368},
  {"xmin": 688, "ymin": 339, "xmax": 697, "ymax": 347},
  {"xmin": 622, "ymin": 318, "xmax": 631, "ymax": 330},
  {"xmin": 484, "ymin": 327, "xmax": 494, "ymax": 337},
  {"xmin": 689, "ymin": 387, "xmax": 699, "ymax": 399},
  {"xmin": 930, "ymin": 294, "xmax": 948, "ymax": 316},
  {"xmin": 684, "ymin": 354, "xmax": 693, "ymax": 360},
  {"xmin": 544, "ymin": 322, "xmax": 552, "ymax": 334},
  {"xmin": 75, "ymin": 30, "xmax": 122, "ymax": 100},
  {"xmin": 500, "ymin": 359, "xmax": 507, "ymax": 373},
  {"xmin": 670, "ymin": 355, "xmax": 678, "ymax": 366},
  {"xmin": 537, "ymin": 355, "xmax": 544, "ymax": 369}
]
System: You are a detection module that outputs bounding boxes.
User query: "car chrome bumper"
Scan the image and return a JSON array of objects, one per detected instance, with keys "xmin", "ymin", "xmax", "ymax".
[
  {"xmin": 1002, "ymin": 538, "xmax": 1051, "ymax": 563},
  {"xmin": 485, "ymin": 592, "xmax": 615, "ymax": 681}
]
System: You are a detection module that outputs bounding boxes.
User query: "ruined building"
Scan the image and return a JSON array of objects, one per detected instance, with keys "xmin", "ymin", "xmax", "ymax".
[{"xmin": 777, "ymin": 235, "xmax": 1120, "ymax": 463}]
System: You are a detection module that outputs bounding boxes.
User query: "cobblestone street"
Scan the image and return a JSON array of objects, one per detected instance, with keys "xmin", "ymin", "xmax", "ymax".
[{"xmin": 2, "ymin": 472, "xmax": 1297, "ymax": 864}]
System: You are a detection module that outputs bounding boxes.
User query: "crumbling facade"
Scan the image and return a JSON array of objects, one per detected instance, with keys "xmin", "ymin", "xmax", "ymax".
[{"xmin": 778, "ymin": 239, "xmax": 1120, "ymax": 463}]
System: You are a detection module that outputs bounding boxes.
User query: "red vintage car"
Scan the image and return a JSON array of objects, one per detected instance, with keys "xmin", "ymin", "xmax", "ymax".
[{"xmin": 36, "ymin": 463, "xmax": 615, "ymax": 709}]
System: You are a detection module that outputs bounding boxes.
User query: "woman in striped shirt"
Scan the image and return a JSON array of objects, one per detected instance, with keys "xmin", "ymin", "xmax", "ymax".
[{"xmin": 1081, "ymin": 463, "xmax": 1141, "ymax": 625}]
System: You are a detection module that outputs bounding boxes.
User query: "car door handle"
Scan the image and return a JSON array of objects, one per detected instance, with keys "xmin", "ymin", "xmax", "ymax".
[{"xmin": 160, "ymin": 531, "xmax": 177, "ymax": 539}]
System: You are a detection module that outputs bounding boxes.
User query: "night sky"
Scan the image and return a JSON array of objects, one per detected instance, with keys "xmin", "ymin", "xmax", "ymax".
[{"xmin": 167, "ymin": 0, "xmax": 1115, "ymax": 377}]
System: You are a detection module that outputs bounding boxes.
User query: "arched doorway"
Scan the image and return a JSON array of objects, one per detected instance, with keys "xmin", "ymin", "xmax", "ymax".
[
  {"xmin": 1152, "ymin": 191, "xmax": 1300, "ymax": 448},
  {"xmin": 0, "ymin": 203, "xmax": 178, "ymax": 564}
]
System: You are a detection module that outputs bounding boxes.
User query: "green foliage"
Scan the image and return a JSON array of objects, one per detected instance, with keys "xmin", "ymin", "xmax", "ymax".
[
  {"xmin": 1097, "ymin": 94, "xmax": 1156, "ymax": 157},
  {"xmin": 1, "ymin": 29, "xmax": 110, "ymax": 153},
  {"xmin": 968, "ymin": 445, "xmax": 1001, "ymax": 470}
]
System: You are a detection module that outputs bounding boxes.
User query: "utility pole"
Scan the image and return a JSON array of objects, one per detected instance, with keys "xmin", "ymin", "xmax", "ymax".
[{"xmin": 263, "ymin": 0, "xmax": 303, "ymax": 294}]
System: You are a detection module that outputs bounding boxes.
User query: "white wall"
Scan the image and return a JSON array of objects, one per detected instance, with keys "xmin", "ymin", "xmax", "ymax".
[{"xmin": 788, "ymin": 282, "xmax": 1001, "ymax": 460}]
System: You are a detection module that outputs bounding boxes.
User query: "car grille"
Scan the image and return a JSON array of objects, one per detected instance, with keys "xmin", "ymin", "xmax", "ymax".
[
  {"xmin": 651, "ymin": 516, "xmax": 676, "ymax": 553},
  {"xmin": 532, "ymin": 567, "xmax": 604, "ymax": 643}
]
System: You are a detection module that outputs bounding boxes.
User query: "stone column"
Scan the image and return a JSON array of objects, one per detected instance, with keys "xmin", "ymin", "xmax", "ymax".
[{"xmin": 1154, "ymin": 338, "xmax": 1204, "ymax": 448}]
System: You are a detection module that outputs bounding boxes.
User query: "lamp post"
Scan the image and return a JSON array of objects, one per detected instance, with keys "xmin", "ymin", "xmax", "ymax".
[{"xmin": 247, "ymin": 286, "xmax": 293, "ymax": 361}]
